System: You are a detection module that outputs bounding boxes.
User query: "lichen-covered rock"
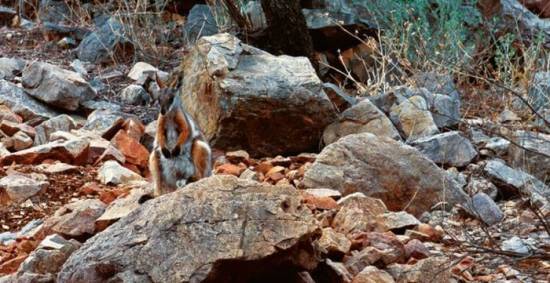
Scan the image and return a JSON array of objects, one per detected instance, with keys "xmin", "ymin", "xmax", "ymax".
[
  {"xmin": 57, "ymin": 176, "xmax": 320, "ymax": 283},
  {"xmin": 22, "ymin": 62, "xmax": 96, "ymax": 111},
  {"xmin": 178, "ymin": 33, "xmax": 337, "ymax": 157},
  {"xmin": 304, "ymin": 133, "xmax": 468, "ymax": 216},
  {"xmin": 323, "ymin": 99, "xmax": 401, "ymax": 144}
]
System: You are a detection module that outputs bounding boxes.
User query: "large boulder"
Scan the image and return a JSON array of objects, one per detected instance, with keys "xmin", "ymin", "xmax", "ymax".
[
  {"xmin": 178, "ymin": 33, "xmax": 337, "ymax": 157},
  {"xmin": 323, "ymin": 99, "xmax": 401, "ymax": 144},
  {"xmin": 58, "ymin": 176, "xmax": 320, "ymax": 283},
  {"xmin": 303, "ymin": 133, "xmax": 468, "ymax": 216},
  {"xmin": 0, "ymin": 80, "xmax": 59, "ymax": 121},
  {"xmin": 22, "ymin": 62, "xmax": 96, "ymax": 111}
]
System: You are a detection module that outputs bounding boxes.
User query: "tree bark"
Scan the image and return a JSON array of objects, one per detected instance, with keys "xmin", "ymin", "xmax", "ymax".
[{"xmin": 260, "ymin": 0, "xmax": 316, "ymax": 67}]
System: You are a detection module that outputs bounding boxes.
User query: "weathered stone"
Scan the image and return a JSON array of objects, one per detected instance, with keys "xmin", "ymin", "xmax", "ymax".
[
  {"xmin": 0, "ymin": 80, "xmax": 59, "ymax": 121},
  {"xmin": 57, "ymin": 176, "xmax": 321, "ymax": 283},
  {"xmin": 318, "ymin": 228, "xmax": 352, "ymax": 256},
  {"xmin": 0, "ymin": 120, "xmax": 35, "ymax": 137},
  {"xmin": 80, "ymin": 100, "xmax": 122, "ymax": 115},
  {"xmin": 411, "ymin": 131, "xmax": 477, "ymax": 167},
  {"xmin": 404, "ymin": 239, "xmax": 430, "ymax": 260},
  {"xmin": 323, "ymin": 259, "xmax": 353, "ymax": 283},
  {"xmin": 333, "ymin": 193, "xmax": 387, "ymax": 235},
  {"xmin": 304, "ymin": 133, "xmax": 468, "ymax": 216},
  {"xmin": 36, "ymin": 162, "xmax": 78, "ymax": 174},
  {"xmin": 393, "ymin": 86, "xmax": 461, "ymax": 129},
  {"xmin": 390, "ymin": 96, "xmax": 439, "ymax": 141},
  {"xmin": 119, "ymin": 84, "xmax": 150, "ymax": 106},
  {"xmin": 484, "ymin": 159, "xmax": 548, "ymax": 203},
  {"xmin": 501, "ymin": 236, "xmax": 531, "ymax": 255},
  {"xmin": 77, "ymin": 17, "xmax": 132, "ymax": 64},
  {"xmin": 12, "ymin": 131, "xmax": 34, "ymax": 151},
  {"xmin": 183, "ymin": 5, "xmax": 218, "ymax": 46},
  {"xmin": 43, "ymin": 199, "xmax": 106, "ymax": 239},
  {"xmin": 127, "ymin": 62, "xmax": 166, "ymax": 84},
  {"xmin": 322, "ymin": 82, "xmax": 357, "ymax": 112},
  {"xmin": 0, "ymin": 57, "xmax": 26, "ymax": 80},
  {"xmin": 225, "ymin": 150, "xmax": 250, "ymax": 164},
  {"xmin": 466, "ymin": 177, "xmax": 498, "ymax": 200},
  {"xmin": 414, "ymin": 72, "xmax": 460, "ymax": 99},
  {"xmin": 363, "ymin": 232, "xmax": 406, "ymax": 265},
  {"xmin": 508, "ymin": 131, "xmax": 550, "ymax": 182},
  {"xmin": 387, "ymin": 256, "xmax": 451, "ymax": 283},
  {"xmin": 376, "ymin": 211, "xmax": 420, "ymax": 233},
  {"xmin": 304, "ymin": 188, "xmax": 341, "ymax": 199},
  {"xmin": 482, "ymin": 137, "xmax": 510, "ymax": 156},
  {"xmin": 82, "ymin": 109, "xmax": 131, "ymax": 139},
  {"xmin": 179, "ymin": 33, "xmax": 337, "ymax": 157},
  {"xmin": 499, "ymin": 109, "xmax": 521, "ymax": 123},
  {"xmin": 110, "ymin": 130, "xmax": 149, "ymax": 168},
  {"xmin": 0, "ymin": 174, "xmax": 49, "ymax": 204},
  {"xmin": 0, "ymin": 138, "xmax": 90, "ymax": 165},
  {"xmin": 69, "ymin": 59, "xmax": 88, "ymax": 76},
  {"xmin": 0, "ymin": 105, "xmax": 23, "ymax": 123},
  {"xmin": 97, "ymin": 160, "xmax": 143, "ymax": 185},
  {"xmin": 471, "ymin": 192, "xmax": 504, "ymax": 226},
  {"xmin": 22, "ymin": 62, "xmax": 96, "ymax": 111},
  {"xmin": 352, "ymin": 266, "xmax": 395, "ymax": 283},
  {"xmin": 16, "ymin": 234, "xmax": 81, "ymax": 277},
  {"xmin": 323, "ymin": 99, "xmax": 401, "ymax": 145},
  {"xmin": 345, "ymin": 247, "xmax": 384, "ymax": 275},
  {"xmin": 96, "ymin": 186, "xmax": 152, "ymax": 231},
  {"xmin": 34, "ymin": 115, "xmax": 76, "ymax": 145},
  {"xmin": 89, "ymin": 139, "xmax": 125, "ymax": 165}
]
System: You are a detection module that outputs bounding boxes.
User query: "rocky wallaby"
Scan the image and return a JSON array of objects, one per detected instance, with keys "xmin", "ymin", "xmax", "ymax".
[{"xmin": 149, "ymin": 75, "xmax": 212, "ymax": 196}]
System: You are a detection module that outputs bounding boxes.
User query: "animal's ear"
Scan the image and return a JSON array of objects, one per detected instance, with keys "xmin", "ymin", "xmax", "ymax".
[{"xmin": 155, "ymin": 72, "xmax": 166, "ymax": 89}]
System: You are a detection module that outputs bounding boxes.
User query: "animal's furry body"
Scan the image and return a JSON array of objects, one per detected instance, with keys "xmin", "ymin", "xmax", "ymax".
[{"xmin": 149, "ymin": 81, "xmax": 212, "ymax": 196}]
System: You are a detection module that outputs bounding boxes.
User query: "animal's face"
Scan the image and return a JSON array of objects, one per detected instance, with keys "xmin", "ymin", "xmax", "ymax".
[{"xmin": 159, "ymin": 88, "xmax": 176, "ymax": 115}]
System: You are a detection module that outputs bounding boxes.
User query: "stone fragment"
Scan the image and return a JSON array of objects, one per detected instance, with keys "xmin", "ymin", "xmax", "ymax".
[{"xmin": 97, "ymin": 160, "xmax": 143, "ymax": 185}]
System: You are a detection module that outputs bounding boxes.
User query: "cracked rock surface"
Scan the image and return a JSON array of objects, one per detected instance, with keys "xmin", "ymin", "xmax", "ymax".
[{"xmin": 57, "ymin": 175, "xmax": 320, "ymax": 283}]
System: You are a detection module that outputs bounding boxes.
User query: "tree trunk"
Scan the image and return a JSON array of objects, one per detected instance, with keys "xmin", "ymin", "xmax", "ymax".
[{"xmin": 260, "ymin": 0, "xmax": 316, "ymax": 67}]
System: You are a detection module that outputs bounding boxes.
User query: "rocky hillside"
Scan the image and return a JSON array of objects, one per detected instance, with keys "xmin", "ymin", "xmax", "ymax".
[{"xmin": 0, "ymin": 0, "xmax": 549, "ymax": 282}]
